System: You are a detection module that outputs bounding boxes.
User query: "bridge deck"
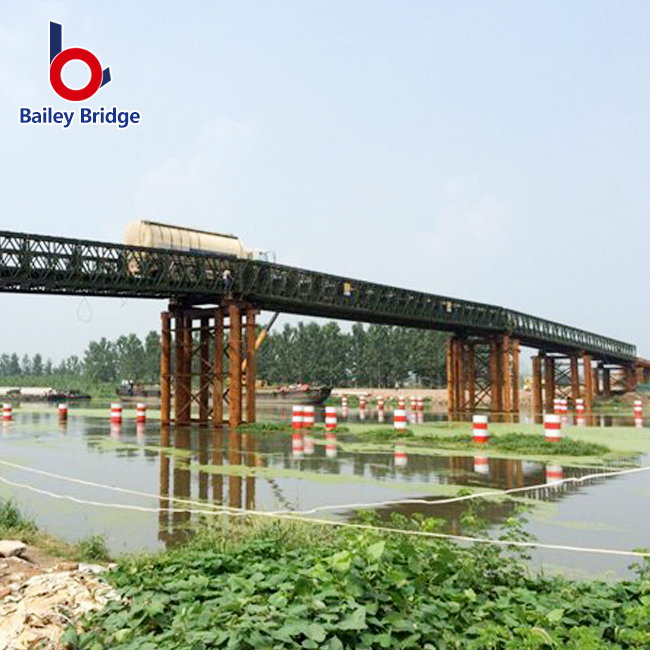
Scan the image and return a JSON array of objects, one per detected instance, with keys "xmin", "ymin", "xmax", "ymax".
[{"xmin": 0, "ymin": 229, "xmax": 635, "ymax": 363}]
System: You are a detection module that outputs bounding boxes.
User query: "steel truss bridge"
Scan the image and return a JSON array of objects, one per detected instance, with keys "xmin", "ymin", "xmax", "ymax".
[{"xmin": 0, "ymin": 228, "xmax": 635, "ymax": 362}]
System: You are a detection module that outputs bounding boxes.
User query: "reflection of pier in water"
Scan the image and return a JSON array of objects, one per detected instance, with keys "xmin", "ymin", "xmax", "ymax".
[{"xmin": 158, "ymin": 427, "xmax": 261, "ymax": 546}]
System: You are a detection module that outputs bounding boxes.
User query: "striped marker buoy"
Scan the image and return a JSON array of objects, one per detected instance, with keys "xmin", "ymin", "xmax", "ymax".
[
  {"xmin": 58, "ymin": 403, "xmax": 68, "ymax": 421},
  {"xmin": 397, "ymin": 397, "xmax": 406, "ymax": 410},
  {"xmin": 575, "ymin": 398, "xmax": 585, "ymax": 415},
  {"xmin": 634, "ymin": 399, "xmax": 643, "ymax": 419},
  {"xmin": 546, "ymin": 464, "xmax": 564, "ymax": 484},
  {"xmin": 303, "ymin": 405, "xmax": 315, "ymax": 429},
  {"xmin": 394, "ymin": 408, "xmax": 407, "ymax": 431},
  {"xmin": 110, "ymin": 403, "xmax": 122, "ymax": 423},
  {"xmin": 359, "ymin": 396, "xmax": 366, "ymax": 409},
  {"xmin": 325, "ymin": 432, "xmax": 338, "ymax": 458},
  {"xmin": 2, "ymin": 404, "xmax": 12, "ymax": 421},
  {"xmin": 292, "ymin": 405, "xmax": 303, "ymax": 431},
  {"xmin": 635, "ymin": 417, "xmax": 644, "ymax": 428},
  {"xmin": 341, "ymin": 395, "xmax": 348, "ymax": 408},
  {"xmin": 416, "ymin": 396, "xmax": 424, "ymax": 412},
  {"xmin": 377, "ymin": 396, "xmax": 385, "ymax": 411},
  {"xmin": 292, "ymin": 432, "xmax": 304, "ymax": 457},
  {"xmin": 472, "ymin": 414, "xmax": 489, "ymax": 443},
  {"xmin": 394, "ymin": 444, "xmax": 408, "ymax": 467},
  {"xmin": 544, "ymin": 413, "xmax": 562, "ymax": 442},
  {"xmin": 473, "ymin": 455, "xmax": 489, "ymax": 475},
  {"xmin": 136, "ymin": 403, "xmax": 147, "ymax": 423},
  {"xmin": 325, "ymin": 406, "xmax": 337, "ymax": 431}
]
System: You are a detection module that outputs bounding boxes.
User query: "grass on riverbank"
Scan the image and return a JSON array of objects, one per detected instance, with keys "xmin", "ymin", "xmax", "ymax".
[
  {"xmin": 0, "ymin": 498, "xmax": 110, "ymax": 562},
  {"xmin": 69, "ymin": 511, "xmax": 650, "ymax": 649}
]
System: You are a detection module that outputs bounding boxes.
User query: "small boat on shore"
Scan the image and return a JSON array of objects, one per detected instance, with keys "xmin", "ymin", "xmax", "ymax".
[
  {"xmin": 0, "ymin": 387, "xmax": 91, "ymax": 402},
  {"xmin": 116, "ymin": 383, "xmax": 331, "ymax": 406}
]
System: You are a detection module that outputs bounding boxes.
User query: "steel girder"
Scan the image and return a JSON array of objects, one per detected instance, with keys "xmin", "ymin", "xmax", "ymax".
[{"xmin": 0, "ymin": 229, "xmax": 636, "ymax": 362}]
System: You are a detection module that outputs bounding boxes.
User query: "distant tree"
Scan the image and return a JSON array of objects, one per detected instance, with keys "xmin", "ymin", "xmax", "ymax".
[
  {"xmin": 115, "ymin": 334, "xmax": 146, "ymax": 381},
  {"xmin": 32, "ymin": 353, "xmax": 43, "ymax": 376},
  {"xmin": 84, "ymin": 338, "xmax": 117, "ymax": 383},
  {"xmin": 144, "ymin": 331, "xmax": 161, "ymax": 381},
  {"xmin": 21, "ymin": 354, "xmax": 31, "ymax": 376},
  {"xmin": 8, "ymin": 353, "xmax": 20, "ymax": 376},
  {"xmin": 44, "ymin": 359, "xmax": 53, "ymax": 376}
]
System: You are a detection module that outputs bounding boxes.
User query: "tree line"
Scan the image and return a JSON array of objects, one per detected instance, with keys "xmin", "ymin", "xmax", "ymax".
[
  {"xmin": 258, "ymin": 322, "xmax": 448, "ymax": 387},
  {"xmin": 0, "ymin": 322, "xmax": 448, "ymax": 389},
  {"xmin": 0, "ymin": 332, "xmax": 161, "ymax": 384}
]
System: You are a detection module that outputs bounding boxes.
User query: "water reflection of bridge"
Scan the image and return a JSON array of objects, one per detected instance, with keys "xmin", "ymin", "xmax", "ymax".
[{"xmin": 154, "ymin": 425, "xmax": 627, "ymax": 545}]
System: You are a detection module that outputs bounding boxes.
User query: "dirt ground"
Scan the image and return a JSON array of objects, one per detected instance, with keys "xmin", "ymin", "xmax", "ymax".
[{"xmin": 0, "ymin": 545, "xmax": 117, "ymax": 650}]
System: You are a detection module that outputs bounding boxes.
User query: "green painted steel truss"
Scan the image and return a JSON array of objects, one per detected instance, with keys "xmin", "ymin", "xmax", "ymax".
[{"xmin": 0, "ymin": 229, "xmax": 636, "ymax": 362}]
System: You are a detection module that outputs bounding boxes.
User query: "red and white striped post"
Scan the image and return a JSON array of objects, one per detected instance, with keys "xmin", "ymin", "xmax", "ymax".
[
  {"xmin": 341, "ymin": 395, "xmax": 348, "ymax": 409},
  {"xmin": 416, "ymin": 396, "xmax": 424, "ymax": 411},
  {"xmin": 110, "ymin": 422, "xmax": 121, "ymax": 440},
  {"xmin": 58, "ymin": 403, "xmax": 68, "ymax": 421},
  {"xmin": 292, "ymin": 405, "xmax": 303, "ymax": 431},
  {"xmin": 325, "ymin": 406, "xmax": 337, "ymax": 432},
  {"xmin": 377, "ymin": 396, "xmax": 385, "ymax": 411},
  {"xmin": 546, "ymin": 464, "xmax": 564, "ymax": 485},
  {"xmin": 303, "ymin": 405, "xmax": 315, "ymax": 429},
  {"xmin": 473, "ymin": 455, "xmax": 489, "ymax": 475},
  {"xmin": 2, "ymin": 404, "xmax": 12, "ymax": 421},
  {"xmin": 553, "ymin": 398, "xmax": 562, "ymax": 415},
  {"xmin": 136, "ymin": 403, "xmax": 147, "ymax": 423},
  {"xmin": 575, "ymin": 398, "xmax": 585, "ymax": 415},
  {"xmin": 358, "ymin": 395, "xmax": 366, "ymax": 420},
  {"xmin": 472, "ymin": 414, "xmax": 489, "ymax": 443},
  {"xmin": 397, "ymin": 397, "xmax": 406, "ymax": 410},
  {"xmin": 394, "ymin": 444, "xmax": 408, "ymax": 467},
  {"xmin": 634, "ymin": 399, "xmax": 643, "ymax": 419},
  {"xmin": 394, "ymin": 408, "xmax": 407, "ymax": 431},
  {"xmin": 544, "ymin": 413, "xmax": 562, "ymax": 442},
  {"xmin": 110, "ymin": 403, "xmax": 122, "ymax": 424}
]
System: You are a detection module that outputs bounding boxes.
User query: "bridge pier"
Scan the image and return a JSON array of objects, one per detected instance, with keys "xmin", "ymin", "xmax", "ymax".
[
  {"xmin": 447, "ymin": 334, "xmax": 519, "ymax": 417},
  {"xmin": 159, "ymin": 302, "xmax": 258, "ymax": 427}
]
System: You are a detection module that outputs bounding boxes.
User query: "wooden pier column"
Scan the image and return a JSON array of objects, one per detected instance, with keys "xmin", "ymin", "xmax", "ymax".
[
  {"xmin": 636, "ymin": 365, "xmax": 645, "ymax": 386},
  {"xmin": 211, "ymin": 429, "xmax": 224, "ymax": 504},
  {"xmin": 489, "ymin": 337, "xmax": 503, "ymax": 413},
  {"xmin": 543, "ymin": 356, "xmax": 555, "ymax": 413},
  {"xmin": 212, "ymin": 308, "xmax": 224, "ymax": 426},
  {"xmin": 511, "ymin": 339, "xmax": 520, "ymax": 413},
  {"xmin": 173, "ymin": 313, "xmax": 190, "ymax": 425},
  {"xmin": 583, "ymin": 353, "xmax": 594, "ymax": 412},
  {"xmin": 502, "ymin": 335, "xmax": 512, "ymax": 414},
  {"xmin": 593, "ymin": 367, "xmax": 601, "ymax": 396},
  {"xmin": 454, "ymin": 338, "xmax": 465, "ymax": 412},
  {"xmin": 180, "ymin": 312, "xmax": 193, "ymax": 424},
  {"xmin": 603, "ymin": 368, "xmax": 611, "ymax": 397},
  {"xmin": 228, "ymin": 303, "xmax": 243, "ymax": 428},
  {"xmin": 199, "ymin": 316, "xmax": 210, "ymax": 425},
  {"xmin": 570, "ymin": 355, "xmax": 580, "ymax": 404},
  {"xmin": 531, "ymin": 356, "xmax": 543, "ymax": 415},
  {"xmin": 447, "ymin": 338, "xmax": 457, "ymax": 414},
  {"xmin": 160, "ymin": 312, "xmax": 171, "ymax": 426},
  {"xmin": 246, "ymin": 308, "xmax": 257, "ymax": 424},
  {"xmin": 467, "ymin": 342, "xmax": 476, "ymax": 411}
]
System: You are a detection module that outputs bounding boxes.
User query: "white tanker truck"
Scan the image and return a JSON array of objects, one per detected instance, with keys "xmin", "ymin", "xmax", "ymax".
[{"xmin": 123, "ymin": 220, "xmax": 275, "ymax": 262}]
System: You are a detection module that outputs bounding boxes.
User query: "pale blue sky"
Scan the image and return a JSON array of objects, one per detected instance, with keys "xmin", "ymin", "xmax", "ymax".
[{"xmin": 1, "ymin": 1, "xmax": 649, "ymax": 361}]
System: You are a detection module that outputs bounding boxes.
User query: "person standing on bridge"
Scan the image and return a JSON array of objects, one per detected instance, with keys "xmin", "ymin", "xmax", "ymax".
[{"xmin": 222, "ymin": 268, "xmax": 233, "ymax": 298}]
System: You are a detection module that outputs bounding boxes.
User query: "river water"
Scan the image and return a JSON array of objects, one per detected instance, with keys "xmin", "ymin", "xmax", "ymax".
[{"xmin": 0, "ymin": 403, "xmax": 647, "ymax": 579}]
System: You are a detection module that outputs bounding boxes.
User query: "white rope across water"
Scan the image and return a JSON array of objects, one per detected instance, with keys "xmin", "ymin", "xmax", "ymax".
[
  {"xmin": 0, "ymin": 471, "xmax": 649, "ymax": 560},
  {"xmin": 0, "ymin": 457, "xmax": 649, "ymax": 518}
]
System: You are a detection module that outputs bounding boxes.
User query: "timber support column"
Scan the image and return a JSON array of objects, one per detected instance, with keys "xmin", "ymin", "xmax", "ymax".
[
  {"xmin": 446, "ymin": 338, "xmax": 455, "ymax": 414},
  {"xmin": 246, "ymin": 308, "xmax": 257, "ymax": 424},
  {"xmin": 160, "ymin": 312, "xmax": 171, "ymax": 425},
  {"xmin": 570, "ymin": 355, "xmax": 580, "ymax": 404},
  {"xmin": 583, "ymin": 354, "xmax": 594, "ymax": 412},
  {"xmin": 174, "ymin": 312, "xmax": 192, "ymax": 426},
  {"xmin": 511, "ymin": 339, "xmax": 520, "ymax": 414},
  {"xmin": 543, "ymin": 356, "xmax": 555, "ymax": 413},
  {"xmin": 636, "ymin": 365, "xmax": 645, "ymax": 387},
  {"xmin": 212, "ymin": 308, "xmax": 224, "ymax": 426},
  {"xmin": 489, "ymin": 336, "xmax": 503, "ymax": 414},
  {"xmin": 467, "ymin": 342, "xmax": 477, "ymax": 411},
  {"xmin": 199, "ymin": 316, "xmax": 210, "ymax": 425},
  {"xmin": 502, "ymin": 335, "xmax": 512, "ymax": 415},
  {"xmin": 454, "ymin": 337, "xmax": 465, "ymax": 412},
  {"xmin": 603, "ymin": 367, "xmax": 611, "ymax": 398},
  {"xmin": 228, "ymin": 303, "xmax": 243, "ymax": 428},
  {"xmin": 531, "ymin": 355, "xmax": 543, "ymax": 417}
]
